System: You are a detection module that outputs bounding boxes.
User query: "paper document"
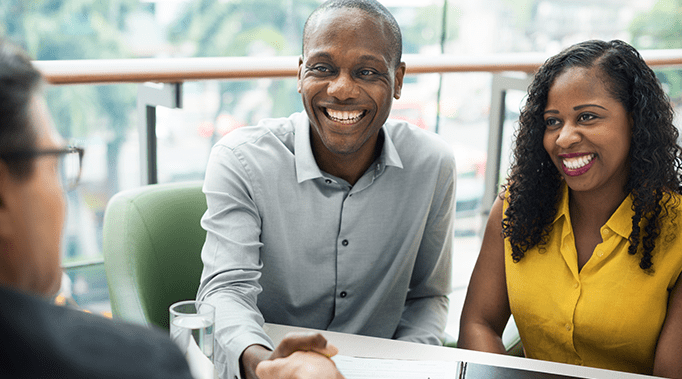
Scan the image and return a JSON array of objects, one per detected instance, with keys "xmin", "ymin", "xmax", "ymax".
[
  {"xmin": 332, "ymin": 355, "xmax": 462, "ymax": 379},
  {"xmin": 331, "ymin": 356, "xmax": 582, "ymax": 379}
]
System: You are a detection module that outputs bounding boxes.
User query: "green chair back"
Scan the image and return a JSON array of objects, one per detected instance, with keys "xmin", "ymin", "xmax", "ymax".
[{"xmin": 102, "ymin": 181, "xmax": 207, "ymax": 330}]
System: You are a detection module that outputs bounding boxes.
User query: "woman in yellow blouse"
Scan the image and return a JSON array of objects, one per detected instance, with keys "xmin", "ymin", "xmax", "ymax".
[{"xmin": 458, "ymin": 39, "xmax": 682, "ymax": 378}]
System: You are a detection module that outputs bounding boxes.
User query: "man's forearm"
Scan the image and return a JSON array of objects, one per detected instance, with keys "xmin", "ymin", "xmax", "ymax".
[{"xmin": 241, "ymin": 344, "xmax": 273, "ymax": 379}]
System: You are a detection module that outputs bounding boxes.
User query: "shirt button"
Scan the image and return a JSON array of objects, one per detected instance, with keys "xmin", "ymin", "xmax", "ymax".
[
  {"xmin": 573, "ymin": 282, "xmax": 579, "ymax": 289},
  {"xmin": 340, "ymin": 291, "xmax": 347, "ymax": 298},
  {"xmin": 565, "ymin": 324, "xmax": 572, "ymax": 331},
  {"xmin": 596, "ymin": 250, "xmax": 604, "ymax": 257},
  {"xmin": 342, "ymin": 239, "xmax": 349, "ymax": 246},
  {"xmin": 603, "ymin": 229, "xmax": 610, "ymax": 235},
  {"xmin": 325, "ymin": 179, "xmax": 332, "ymax": 184}
]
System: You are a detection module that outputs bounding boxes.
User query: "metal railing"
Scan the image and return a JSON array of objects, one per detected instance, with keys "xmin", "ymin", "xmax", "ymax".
[{"xmin": 34, "ymin": 50, "xmax": 682, "ymax": 84}]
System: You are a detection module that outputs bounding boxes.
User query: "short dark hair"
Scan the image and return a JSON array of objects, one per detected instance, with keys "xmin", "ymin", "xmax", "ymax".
[
  {"xmin": 505, "ymin": 39, "xmax": 682, "ymax": 271},
  {"xmin": 302, "ymin": 0, "xmax": 403, "ymax": 68},
  {"xmin": 0, "ymin": 39, "xmax": 43, "ymax": 180}
]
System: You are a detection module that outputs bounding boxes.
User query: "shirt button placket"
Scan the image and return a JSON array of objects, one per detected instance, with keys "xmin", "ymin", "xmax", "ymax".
[{"xmin": 338, "ymin": 239, "xmax": 349, "ymax": 300}]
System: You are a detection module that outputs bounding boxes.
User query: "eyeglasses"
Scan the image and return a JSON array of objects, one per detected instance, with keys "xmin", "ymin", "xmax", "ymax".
[{"xmin": 0, "ymin": 146, "xmax": 84, "ymax": 191}]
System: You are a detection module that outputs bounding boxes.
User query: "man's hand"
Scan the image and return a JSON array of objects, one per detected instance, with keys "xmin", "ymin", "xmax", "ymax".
[
  {"xmin": 240, "ymin": 332, "xmax": 344, "ymax": 379},
  {"xmin": 269, "ymin": 332, "xmax": 338, "ymax": 360},
  {"xmin": 256, "ymin": 351, "xmax": 345, "ymax": 379}
]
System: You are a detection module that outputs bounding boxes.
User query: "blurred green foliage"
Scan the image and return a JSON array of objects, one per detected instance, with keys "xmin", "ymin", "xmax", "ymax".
[
  {"xmin": 0, "ymin": 0, "xmax": 137, "ymax": 195},
  {"xmin": 399, "ymin": 2, "xmax": 460, "ymax": 54},
  {"xmin": 0, "ymin": 0, "xmax": 137, "ymax": 134},
  {"xmin": 167, "ymin": 0, "xmax": 320, "ymax": 125},
  {"xmin": 630, "ymin": 0, "xmax": 682, "ymax": 100}
]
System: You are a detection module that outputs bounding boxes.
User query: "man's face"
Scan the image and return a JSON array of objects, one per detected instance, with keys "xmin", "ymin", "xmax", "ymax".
[
  {"xmin": 0, "ymin": 95, "xmax": 66, "ymax": 297},
  {"xmin": 298, "ymin": 8, "xmax": 405, "ymax": 159}
]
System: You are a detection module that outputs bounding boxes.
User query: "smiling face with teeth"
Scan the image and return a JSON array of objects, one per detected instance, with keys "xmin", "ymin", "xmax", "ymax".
[
  {"xmin": 298, "ymin": 8, "xmax": 405, "ymax": 183},
  {"xmin": 542, "ymin": 66, "xmax": 632, "ymax": 196}
]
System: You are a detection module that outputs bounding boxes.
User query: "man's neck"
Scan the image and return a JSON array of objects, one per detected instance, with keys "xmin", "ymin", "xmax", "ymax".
[{"xmin": 311, "ymin": 130, "xmax": 384, "ymax": 186}]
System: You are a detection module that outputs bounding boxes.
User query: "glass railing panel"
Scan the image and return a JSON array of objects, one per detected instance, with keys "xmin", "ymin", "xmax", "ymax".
[
  {"xmin": 434, "ymin": 72, "xmax": 491, "ymax": 340},
  {"xmin": 155, "ymin": 78, "xmax": 304, "ymax": 184},
  {"xmin": 45, "ymin": 83, "xmax": 139, "ymax": 313}
]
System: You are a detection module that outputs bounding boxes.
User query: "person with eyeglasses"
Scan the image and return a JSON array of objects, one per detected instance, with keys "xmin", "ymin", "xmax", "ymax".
[
  {"xmin": 0, "ymin": 39, "xmax": 194, "ymax": 378},
  {"xmin": 0, "ymin": 146, "xmax": 84, "ymax": 191}
]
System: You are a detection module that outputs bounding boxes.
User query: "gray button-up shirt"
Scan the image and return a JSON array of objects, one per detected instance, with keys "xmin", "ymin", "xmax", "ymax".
[{"xmin": 197, "ymin": 112, "xmax": 455, "ymax": 379}]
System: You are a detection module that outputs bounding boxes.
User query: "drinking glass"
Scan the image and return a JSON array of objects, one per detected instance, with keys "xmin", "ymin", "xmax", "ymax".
[{"xmin": 170, "ymin": 300, "xmax": 216, "ymax": 379}]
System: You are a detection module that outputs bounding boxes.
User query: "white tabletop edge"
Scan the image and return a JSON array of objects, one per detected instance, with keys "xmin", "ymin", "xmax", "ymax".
[{"xmin": 263, "ymin": 323, "xmax": 661, "ymax": 379}]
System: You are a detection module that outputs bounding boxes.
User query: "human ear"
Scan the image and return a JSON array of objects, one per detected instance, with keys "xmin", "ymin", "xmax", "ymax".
[
  {"xmin": 0, "ymin": 160, "xmax": 11, "ymax": 209},
  {"xmin": 393, "ymin": 62, "xmax": 406, "ymax": 100},
  {"xmin": 0, "ymin": 161, "xmax": 16, "ymax": 238},
  {"xmin": 297, "ymin": 56, "xmax": 304, "ymax": 93},
  {"xmin": 627, "ymin": 112, "xmax": 635, "ymax": 138}
]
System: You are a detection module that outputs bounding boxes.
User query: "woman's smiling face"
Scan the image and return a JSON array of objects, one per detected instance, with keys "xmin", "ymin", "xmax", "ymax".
[{"xmin": 542, "ymin": 66, "xmax": 632, "ymax": 196}]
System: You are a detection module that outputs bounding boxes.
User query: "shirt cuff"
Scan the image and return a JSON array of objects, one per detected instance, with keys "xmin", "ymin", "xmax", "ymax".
[{"xmin": 217, "ymin": 331, "xmax": 274, "ymax": 379}]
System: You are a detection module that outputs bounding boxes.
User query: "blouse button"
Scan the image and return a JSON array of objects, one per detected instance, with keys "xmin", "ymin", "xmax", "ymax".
[
  {"xmin": 573, "ymin": 282, "xmax": 579, "ymax": 289},
  {"xmin": 325, "ymin": 179, "xmax": 332, "ymax": 184},
  {"xmin": 342, "ymin": 239, "xmax": 349, "ymax": 246},
  {"xmin": 596, "ymin": 250, "xmax": 604, "ymax": 257},
  {"xmin": 565, "ymin": 324, "xmax": 572, "ymax": 331},
  {"xmin": 340, "ymin": 291, "xmax": 347, "ymax": 298}
]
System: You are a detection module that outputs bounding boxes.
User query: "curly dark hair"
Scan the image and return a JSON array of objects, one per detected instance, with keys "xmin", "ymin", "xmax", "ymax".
[{"xmin": 503, "ymin": 39, "xmax": 682, "ymax": 270}]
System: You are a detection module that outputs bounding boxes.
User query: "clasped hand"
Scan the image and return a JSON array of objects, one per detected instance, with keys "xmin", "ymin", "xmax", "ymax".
[{"xmin": 254, "ymin": 332, "xmax": 346, "ymax": 379}]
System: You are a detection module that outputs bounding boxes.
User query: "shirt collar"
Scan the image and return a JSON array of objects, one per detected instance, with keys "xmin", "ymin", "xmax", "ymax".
[
  {"xmin": 605, "ymin": 192, "xmax": 634, "ymax": 238},
  {"xmin": 553, "ymin": 183, "xmax": 570, "ymax": 224},
  {"xmin": 294, "ymin": 112, "xmax": 403, "ymax": 183},
  {"xmin": 379, "ymin": 125, "xmax": 403, "ymax": 170},
  {"xmin": 294, "ymin": 112, "xmax": 323, "ymax": 183},
  {"xmin": 553, "ymin": 181, "xmax": 633, "ymax": 238}
]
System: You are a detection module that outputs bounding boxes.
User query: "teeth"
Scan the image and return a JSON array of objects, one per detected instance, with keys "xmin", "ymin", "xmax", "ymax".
[
  {"xmin": 563, "ymin": 154, "xmax": 595, "ymax": 170},
  {"xmin": 326, "ymin": 109, "xmax": 364, "ymax": 124}
]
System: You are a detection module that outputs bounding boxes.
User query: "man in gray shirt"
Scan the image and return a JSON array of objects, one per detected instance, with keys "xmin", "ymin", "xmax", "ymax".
[{"xmin": 197, "ymin": 1, "xmax": 456, "ymax": 378}]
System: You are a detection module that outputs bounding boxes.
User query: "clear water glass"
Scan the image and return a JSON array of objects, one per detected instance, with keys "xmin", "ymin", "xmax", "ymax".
[{"xmin": 170, "ymin": 300, "xmax": 216, "ymax": 379}]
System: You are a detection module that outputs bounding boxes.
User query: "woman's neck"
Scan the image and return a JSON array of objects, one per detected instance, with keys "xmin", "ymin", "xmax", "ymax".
[{"xmin": 568, "ymin": 186, "xmax": 628, "ymax": 228}]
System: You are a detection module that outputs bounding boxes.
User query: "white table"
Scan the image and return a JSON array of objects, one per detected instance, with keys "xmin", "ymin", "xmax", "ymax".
[{"xmin": 263, "ymin": 323, "xmax": 660, "ymax": 379}]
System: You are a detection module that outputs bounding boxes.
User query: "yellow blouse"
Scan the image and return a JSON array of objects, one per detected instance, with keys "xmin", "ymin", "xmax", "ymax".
[{"xmin": 504, "ymin": 184, "xmax": 682, "ymax": 374}]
